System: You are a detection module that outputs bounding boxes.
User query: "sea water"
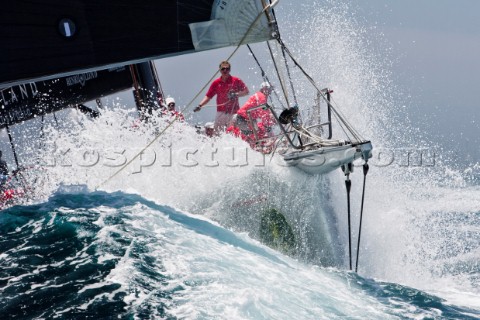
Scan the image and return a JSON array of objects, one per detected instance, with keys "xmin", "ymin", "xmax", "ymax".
[
  {"xmin": 1, "ymin": 1, "xmax": 480, "ymax": 319},
  {"xmin": 1, "ymin": 104, "xmax": 479, "ymax": 319},
  {"xmin": 1, "ymin": 189, "xmax": 478, "ymax": 319}
]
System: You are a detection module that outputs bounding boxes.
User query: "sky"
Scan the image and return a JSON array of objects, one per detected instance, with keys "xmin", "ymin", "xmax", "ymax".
[
  {"xmin": 357, "ymin": 0, "xmax": 480, "ymax": 164},
  {"xmin": 358, "ymin": 1, "xmax": 480, "ymax": 119}
]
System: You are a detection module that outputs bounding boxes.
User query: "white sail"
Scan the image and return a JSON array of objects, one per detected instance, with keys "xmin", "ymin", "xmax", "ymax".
[{"xmin": 189, "ymin": 0, "xmax": 276, "ymax": 51}]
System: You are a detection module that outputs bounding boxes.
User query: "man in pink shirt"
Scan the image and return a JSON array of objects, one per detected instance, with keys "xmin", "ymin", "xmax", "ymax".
[{"xmin": 194, "ymin": 61, "xmax": 249, "ymax": 132}]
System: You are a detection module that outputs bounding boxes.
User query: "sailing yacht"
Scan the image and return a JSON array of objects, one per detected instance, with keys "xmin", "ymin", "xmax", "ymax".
[{"xmin": 1, "ymin": 1, "xmax": 371, "ymax": 269}]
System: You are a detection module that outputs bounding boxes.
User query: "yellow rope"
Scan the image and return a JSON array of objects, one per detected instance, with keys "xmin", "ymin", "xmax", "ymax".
[
  {"xmin": 95, "ymin": 2, "xmax": 277, "ymax": 190},
  {"xmin": 95, "ymin": 114, "xmax": 180, "ymax": 190}
]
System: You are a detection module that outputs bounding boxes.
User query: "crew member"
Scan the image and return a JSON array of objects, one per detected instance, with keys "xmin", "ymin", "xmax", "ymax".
[
  {"xmin": 194, "ymin": 61, "xmax": 249, "ymax": 132},
  {"xmin": 227, "ymin": 82, "xmax": 276, "ymax": 153},
  {"xmin": 163, "ymin": 97, "xmax": 184, "ymax": 121}
]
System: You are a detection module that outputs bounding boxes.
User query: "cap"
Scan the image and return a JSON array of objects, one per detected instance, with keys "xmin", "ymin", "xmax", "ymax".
[
  {"xmin": 165, "ymin": 97, "xmax": 175, "ymax": 105},
  {"xmin": 205, "ymin": 122, "xmax": 214, "ymax": 129},
  {"xmin": 261, "ymin": 81, "xmax": 272, "ymax": 89}
]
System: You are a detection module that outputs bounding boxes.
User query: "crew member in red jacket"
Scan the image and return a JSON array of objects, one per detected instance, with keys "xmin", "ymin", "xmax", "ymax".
[
  {"xmin": 227, "ymin": 82, "xmax": 276, "ymax": 153},
  {"xmin": 237, "ymin": 81, "xmax": 275, "ymax": 129}
]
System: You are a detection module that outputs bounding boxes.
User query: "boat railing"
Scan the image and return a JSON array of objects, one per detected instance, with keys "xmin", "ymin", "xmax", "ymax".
[
  {"xmin": 313, "ymin": 88, "xmax": 333, "ymax": 140},
  {"xmin": 240, "ymin": 87, "xmax": 338, "ymax": 151},
  {"xmin": 246, "ymin": 103, "xmax": 303, "ymax": 150}
]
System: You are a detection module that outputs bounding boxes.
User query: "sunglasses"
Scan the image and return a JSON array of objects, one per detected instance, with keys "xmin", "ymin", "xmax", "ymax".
[
  {"xmin": 168, "ymin": 103, "xmax": 175, "ymax": 106},
  {"xmin": 220, "ymin": 67, "xmax": 230, "ymax": 71}
]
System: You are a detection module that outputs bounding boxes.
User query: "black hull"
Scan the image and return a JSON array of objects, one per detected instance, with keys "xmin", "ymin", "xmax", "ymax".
[{"xmin": 0, "ymin": 67, "xmax": 133, "ymax": 129}]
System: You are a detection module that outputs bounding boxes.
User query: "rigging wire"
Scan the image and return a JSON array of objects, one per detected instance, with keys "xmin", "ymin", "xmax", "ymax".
[
  {"xmin": 280, "ymin": 41, "xmax": 298, "ymax": 106},
  {"xmin": 53, "ymin": 112, "xmax": 59, "ymax": 127},
  {"xmin": 329, "ymin": 106, "xmax": 360, "ymax": 143},
  {"xmin": 328, "ymin": 97, "xmax": 365, "ymax": 142},
  {"xmin": 5, "ymin": 125, "xmax": 20, "ymax": 170},
  {"xmin": 150, "ymin": 60, "xmax": 165, "ymax": 99},
  {"xmin": 246, "ymin": 44, "xmax": 266, "ymax": 79},
  {"xmin": 246, "ymin": 44, "xmax": 286, "ymax": 110},
  {"xmin": 267, "ymin": 40, "xmax": 303, "ymax": 144},
  {"xmin": 342, "ymin": 163, "xmax": 353, "ymax": 271},
  {"xmin": 40, "ymin": 116, "xmax": 45, "ymax": 142},
  {"xmin": 274, "ymin": 37, "xmax": 367, "ymax": 143},
  {"xmin": 355, "ymin": 163, "xmax": 369, "ymax": 272},
  {"xmin": 267, "ymin": 41, "xmax": 290, "ymax": 107}
]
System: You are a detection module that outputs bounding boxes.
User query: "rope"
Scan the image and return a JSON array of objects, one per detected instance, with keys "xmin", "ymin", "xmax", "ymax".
[
  {"xmin": 197, "ymin": 99, "xmax": 241, "ymax": 109},
  {"xmin": 95, "ymin": 2, "xmax": 278, "ymax": 190},
  {"xmin": 197, "ymin": 102, "xmax": 225, "ymax": 108},
  {"xmin": 95, "ymin": 113, "xmax": 180, "ymax": 189},
  {"xmin": 290, "ymin": 125, "xmax": 345, "ymax": 147}
]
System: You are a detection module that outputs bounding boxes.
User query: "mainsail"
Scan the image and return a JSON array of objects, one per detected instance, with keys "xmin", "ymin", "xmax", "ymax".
[{"xmin": 0, "ymin": 0, "xmax": 276, "ymax": 88}]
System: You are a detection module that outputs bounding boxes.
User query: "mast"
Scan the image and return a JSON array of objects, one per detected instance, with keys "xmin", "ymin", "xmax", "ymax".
[{"xmin": 130, "ymin": 62, "xmax": 163, "ymax": 119}]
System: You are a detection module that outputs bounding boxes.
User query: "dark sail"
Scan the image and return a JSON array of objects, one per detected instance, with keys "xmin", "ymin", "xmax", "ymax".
[
  {"xmin": 0, "ymin": 0, "xmax": 207, "ymax": 88},
  {"xmin": 0, "ymin": 0, "xmax": 275, "ymax": 88}
]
